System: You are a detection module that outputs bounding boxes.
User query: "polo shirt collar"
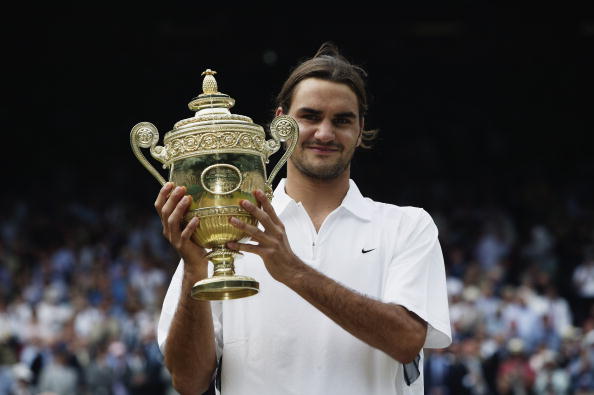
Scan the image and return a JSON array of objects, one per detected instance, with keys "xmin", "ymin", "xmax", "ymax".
[
  {"xmin": 272, "ymin": 178, "xmax": 373, "ymax": 222},
  {"xmin": 341, "ymin": 179, "xmax": 373, "ymax": 221},
  {"xmin": 271, "ymin": 179, "xmax": 295, "ymax": 215}
]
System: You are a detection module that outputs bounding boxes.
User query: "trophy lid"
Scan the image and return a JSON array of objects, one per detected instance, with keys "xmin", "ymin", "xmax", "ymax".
[{"xmin": 172, "ymin": 69, "xmax": 256, "ymax": 130}]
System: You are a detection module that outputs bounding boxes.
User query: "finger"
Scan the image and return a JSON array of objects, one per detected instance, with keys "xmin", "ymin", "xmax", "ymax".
[
  {"xmin": 181, "ymin": 216, "xmax": 200, "ymax": 241},
  {"xmin": 254, "ymin": 189, "xmax": 283, "ymax": 226},
  {"xmin": 229, "ymin": 217, "xmax": 270, "ymax": 243},
  {"xmin": 154, "ymin": 182, "xmax": 175, "ymax": 215},
  {"xmin": 167, "ymin": 195, "xmax": 192, "ymax": 240},
  {"xmin": 161, "ymin": 186, "xmax": 186, "ymax": 223},
  {"xmin": 239, "ymin": 198, "xmax": 276, "ymax": 231},
  {"xmin": 227, "ymin": 241, "xmax": 260, "ymax": 255}
]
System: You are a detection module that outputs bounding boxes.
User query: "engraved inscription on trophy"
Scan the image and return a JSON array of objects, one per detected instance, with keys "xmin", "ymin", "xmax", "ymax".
[{"xmin": 201, "ymin": 164, "xmax": 242, "ymax": 195}]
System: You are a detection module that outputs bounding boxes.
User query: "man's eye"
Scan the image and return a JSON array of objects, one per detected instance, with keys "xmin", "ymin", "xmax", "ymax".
[{"xmin": 334, "ymin": 118, "xmax": 351, "ymax": 125}]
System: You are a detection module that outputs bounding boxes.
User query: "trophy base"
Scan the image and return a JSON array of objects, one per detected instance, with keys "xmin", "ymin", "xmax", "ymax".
[{"xmin": 191, "ymin": 275, "xmax": 259, "ymax": 301}]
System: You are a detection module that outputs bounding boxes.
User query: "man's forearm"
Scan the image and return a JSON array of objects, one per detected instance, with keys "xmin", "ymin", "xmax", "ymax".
[
  {"xmin": 164, "ymin": 265, "xmax": 217, "ymax": 394},
  {"xmin": 283, "ymin": 257, "xmax": 427, "ymax": 363}
]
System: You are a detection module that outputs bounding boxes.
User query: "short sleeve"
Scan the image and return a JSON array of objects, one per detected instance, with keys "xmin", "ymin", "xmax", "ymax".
[
  {"xmin": 382, "ymin": 209, "xmax": 452, "ymax": 349},
  {"xmin": 157, "ymin": 259, "xmax": 223, "ymax": 359},
  {"xmin": 157, "ymin": 260, "xmax": 183, "ymax": 353}
]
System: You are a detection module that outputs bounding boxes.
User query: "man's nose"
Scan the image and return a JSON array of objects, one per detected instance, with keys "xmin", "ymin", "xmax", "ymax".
[{"xmin": 314, "ymin": 119, "xmax": 335, "ymax": 142}]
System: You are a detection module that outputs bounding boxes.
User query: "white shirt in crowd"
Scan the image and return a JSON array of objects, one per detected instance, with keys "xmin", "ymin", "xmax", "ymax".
[{"xmin": 573, "ymin": 261, "xmax": 594, "ymax": 298}]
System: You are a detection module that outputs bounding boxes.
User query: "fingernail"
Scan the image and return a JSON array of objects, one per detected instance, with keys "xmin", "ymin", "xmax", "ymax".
[
  {"xmin": 182, "ymin": 196, "xmax": 190, "ymax": 204},
  {"xmin": 162, "ymin": 182, "xmax": 173, "ymax": 191},
  {"xmin": 229, "ymin": 217, "xmax": 240, "ymax": 224},
  {"xmin": 241, "ymin": 200, "xmax": 253, "ymax": 208}
]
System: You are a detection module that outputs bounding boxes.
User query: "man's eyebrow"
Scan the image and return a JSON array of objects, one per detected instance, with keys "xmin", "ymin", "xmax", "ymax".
[
  {"xmin": 296, "ymin": 107, "xmax": 323, "ymax": 115},
  {"xmin": 296, "ymin": 108, "xmax": 357, "ymax": 119},
  {"xmin": 334, "ymin": 111, "xmax": 357, "ymax": 119}
]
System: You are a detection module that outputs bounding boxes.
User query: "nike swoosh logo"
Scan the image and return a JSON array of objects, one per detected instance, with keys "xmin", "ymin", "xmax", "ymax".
[{"xmin": 361, "ymin": 248, "xmax": 375, "ymax": 254}]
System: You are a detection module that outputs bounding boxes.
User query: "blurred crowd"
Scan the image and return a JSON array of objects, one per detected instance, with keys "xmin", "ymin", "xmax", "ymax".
[
  {"xmin": 0, "ymin": 181, "xmax": 593, "ymax": 394},
  {"xmin": 0, "ymin": 198, "xmax": 177, "ymax": 395},
  {"xmin": 424, "ymin": 185, "xmax": 594, "ymax": 394}
]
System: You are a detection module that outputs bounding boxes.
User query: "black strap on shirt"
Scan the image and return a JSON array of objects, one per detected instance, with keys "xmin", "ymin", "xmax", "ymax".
[{"xmin": 403, "ymin": 353, "xmax": 421, "ymax": 386}]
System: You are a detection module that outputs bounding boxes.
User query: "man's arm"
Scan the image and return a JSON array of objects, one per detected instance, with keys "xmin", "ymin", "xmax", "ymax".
[
  {"xmin": 163, "ymin": 262, "xmax": 217, "ymax": 394},
  {"xmin": 156, "ymin": 183, "xmax": 217, "ymax": 394},
  {"xmin": 228, "ymin": 190, "xmax": 427, "ymax": 363},
  {"xmin": 286, "ymin": 258, "xmax": 426, "ymax": 363}
]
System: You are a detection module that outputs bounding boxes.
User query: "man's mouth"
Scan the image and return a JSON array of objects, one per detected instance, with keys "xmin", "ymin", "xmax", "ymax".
[{"xmin": 304, "ymin": 144, "xmax": 341, "ymax": 153}]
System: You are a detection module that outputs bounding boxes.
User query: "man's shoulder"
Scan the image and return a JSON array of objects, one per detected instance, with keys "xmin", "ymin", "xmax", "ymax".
[
  {"xmin": 348, "ymin": 180, "xmax": 430, "ymax": 224},
  {"xmin": 367, "ymin": 199, "xmax": 433, "ymax": 225},
  {"xmin": 364, "ymin": 200, "xmax": 438, "ymax": 244}
]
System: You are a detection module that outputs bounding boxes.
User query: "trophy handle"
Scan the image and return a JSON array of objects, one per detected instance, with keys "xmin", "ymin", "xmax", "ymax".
[
  {"xmin": 130, "ymin": 122, "xmax": 168, "ymax": 186},
  {"xmin": 264, "ymin": 115, "xmax": 299, "ymax": 197}
]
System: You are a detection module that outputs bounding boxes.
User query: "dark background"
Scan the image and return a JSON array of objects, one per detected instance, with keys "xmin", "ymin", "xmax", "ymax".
[{"xmin": 3, "ymin": 2, "xmax": 593, "ymax": 231}]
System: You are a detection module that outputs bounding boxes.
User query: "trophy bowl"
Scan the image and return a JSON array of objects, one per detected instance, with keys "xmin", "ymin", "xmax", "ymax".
[{"xmin": 130, "ymin": 69, "xmax": 298, "ymax": 301}]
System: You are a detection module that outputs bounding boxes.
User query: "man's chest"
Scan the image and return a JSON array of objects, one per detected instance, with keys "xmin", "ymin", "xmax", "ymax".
[
  {"xmin": 229, "ymin": 212, "xmax": 391, "ymax": 328},
  {"xmin": 270, "ymin": 209, "xmax": 387, "ymax": 293}
]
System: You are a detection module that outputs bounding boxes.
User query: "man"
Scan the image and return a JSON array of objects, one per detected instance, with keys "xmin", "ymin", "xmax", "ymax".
[{"xmin": 156, "ymin": 43, "xmax": 451, "ymax": 394}]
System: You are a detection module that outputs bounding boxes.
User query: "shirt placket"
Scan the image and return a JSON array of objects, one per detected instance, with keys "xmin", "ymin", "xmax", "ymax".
[
  {"xmin": 293, "ymin": 203, "xmax": 318, "ymax": 263},
  {"xmin": 307, "ymin": 206, "xmax": 340, "ymax": 262}
]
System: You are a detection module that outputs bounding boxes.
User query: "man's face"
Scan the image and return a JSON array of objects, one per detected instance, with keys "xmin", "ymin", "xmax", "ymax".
[{"xmin": 280, "ymin": 78, "xmax": 363, "ymax": 180}]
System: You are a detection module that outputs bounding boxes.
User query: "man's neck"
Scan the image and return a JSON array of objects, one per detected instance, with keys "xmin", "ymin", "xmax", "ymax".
[{"xmin": 284, "ymin": 164, "xmax": 350, "ymax": 231}]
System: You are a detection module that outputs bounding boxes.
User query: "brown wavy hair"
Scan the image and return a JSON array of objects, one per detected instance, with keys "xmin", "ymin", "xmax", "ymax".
[{"xmin": 275, "ymin": 42, "xmax": 378, "ymax": 149}]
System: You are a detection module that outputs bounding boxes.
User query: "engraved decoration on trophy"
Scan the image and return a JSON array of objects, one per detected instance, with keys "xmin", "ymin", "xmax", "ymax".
[{"xmin": 130, "ymin": 69, "xmax": 298, "ymax": 301}]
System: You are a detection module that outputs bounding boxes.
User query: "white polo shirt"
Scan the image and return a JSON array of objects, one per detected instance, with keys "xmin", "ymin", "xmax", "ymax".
[{"xmin": 158, "ymin": 179, "xmax": 451, "ymax": 395}]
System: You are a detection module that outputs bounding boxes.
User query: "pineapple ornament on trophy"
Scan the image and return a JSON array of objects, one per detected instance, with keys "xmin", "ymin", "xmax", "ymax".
[{"xmin": 130, "ymin": 69, "xmax": 298, "ymax": 301}]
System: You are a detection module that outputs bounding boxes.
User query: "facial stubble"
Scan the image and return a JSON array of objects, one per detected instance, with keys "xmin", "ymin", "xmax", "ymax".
[{"xmin": 290, "ymin": 142, "xmax": 357, "ymax": 180}]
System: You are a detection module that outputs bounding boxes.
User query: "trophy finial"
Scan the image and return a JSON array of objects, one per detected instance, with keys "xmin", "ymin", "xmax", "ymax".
[
  {"xmin": 188, "ymin": 69, "xmax": 235, "ymax": 111},
  {"xmin": 201, "ymin": 69, "xmax": 218, "ymax": 94}
]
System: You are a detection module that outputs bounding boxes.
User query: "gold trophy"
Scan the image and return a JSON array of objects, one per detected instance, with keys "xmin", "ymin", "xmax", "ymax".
[{"xmin": 130, "ymin": 69, "xmax": 298, "ymax": 301}]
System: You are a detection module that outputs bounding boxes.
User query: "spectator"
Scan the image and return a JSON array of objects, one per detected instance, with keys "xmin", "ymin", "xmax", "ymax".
[
  {"xmin": 450, "ymin": 286, "xmax": 482, "ymax": 339},
  {"xmin": 11, "ymin": 363, "xmax": 33, "ymax": 395},
  {"xmin": 475, "ymin": 280, "xmax": 501, "ymax": 326},
  {"xmin": 531, "ymin": 349, "xmax": 570, "ymax": 394},
  {"xmin": 37, "ymin": 344, "xmax": 78, "ymax": 395},
  {"xmin": 570, "ymin": 348, "xmax": 594, "ymax": 393},
  {"xmin": 84, "ymin": 343, "xmax": 115, "ymax": 395},
  {"xmin": 522, "ymin": 225, "xmax": 558, "ymax": 277},
  {"xmin": 474, "ymin": 221, "xmax": 511, "ymax": 273},
  {"xmin": 531, "ymin": 314, "xmax": 562, "ymax": 352},
  {"xmin": 573, "ymin": 246, "xmax": 594, "ymax": 324},
  {"xmin": 542, "ymin": 285, "xmax": 573, "ymax": 336},
  {"xmin": 424, "ymin": 348, "xmax": 452, "ymax": 394},
  {"xmin": 36, "ymin": 286, "xmax": 73, "ymax": 344},
  {"xmin": 496, "ymin": 338, "xmax": 536, "ymax": 395}
]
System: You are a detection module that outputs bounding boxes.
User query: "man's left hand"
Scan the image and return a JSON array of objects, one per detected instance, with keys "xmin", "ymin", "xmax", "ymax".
[{"xmin": 227, "ymin": 189, "xmax": 302, "ymax": 283}]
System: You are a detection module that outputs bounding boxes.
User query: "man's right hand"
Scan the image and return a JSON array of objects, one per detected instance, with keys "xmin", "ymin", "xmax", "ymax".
[{"xmin": 155, "ymin": 182, "xmax": 207, "ymax": 268}]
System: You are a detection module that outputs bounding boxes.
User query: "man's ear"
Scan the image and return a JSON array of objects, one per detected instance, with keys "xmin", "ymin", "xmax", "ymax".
[{"xmin": 275, "ymin": 107, "xmax": 284, "ymax": 117}]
